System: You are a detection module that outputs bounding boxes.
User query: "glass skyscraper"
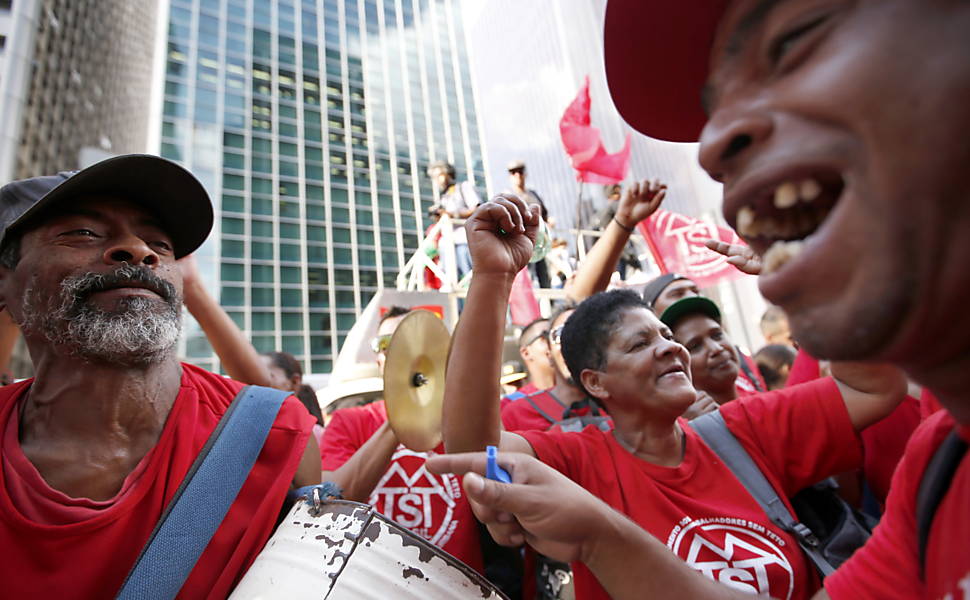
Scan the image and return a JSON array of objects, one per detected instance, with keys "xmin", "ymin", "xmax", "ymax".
[{"xmin": 159, "ymin": 0, "xmax": 487, "ymax": 376}]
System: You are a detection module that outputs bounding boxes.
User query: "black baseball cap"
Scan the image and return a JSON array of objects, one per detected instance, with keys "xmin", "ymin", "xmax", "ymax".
[
  {"xmin": 0, "ymin": 154, "xmax": 213, "ymax": 258},
  {"xmin": 659, "ymin": 296, "xmax": 722, "ymax": 329}
]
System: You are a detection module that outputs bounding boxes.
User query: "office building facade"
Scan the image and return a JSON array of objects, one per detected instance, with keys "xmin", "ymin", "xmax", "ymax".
[{"xmin": 160, "ymin": 0, "xmax": 487, "ymax": 375}]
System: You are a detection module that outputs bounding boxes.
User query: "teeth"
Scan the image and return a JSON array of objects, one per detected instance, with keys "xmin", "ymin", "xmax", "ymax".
[
  {"xmin": 762, "ymin": 240, "xmax": 805, "ymax": 275},
  {"xmin": 736, "ymin": 206, "xmax": 755, "ymax": 236},
  {"xmin": 799, "ymin": 178, "xmax": 822, "ymax": 202},
  {"xmin": 736, "ymin": 176, "xmax": 831, "ymax": 240},
  {"xmin": 773, "ymin": 182, "xmax": 798, "ymax": 209}
]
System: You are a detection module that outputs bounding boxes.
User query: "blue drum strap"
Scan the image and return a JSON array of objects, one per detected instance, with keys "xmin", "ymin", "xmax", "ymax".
[{"xmin": 116, "ymin": 385, "xmax": 289, "ymax": 600}]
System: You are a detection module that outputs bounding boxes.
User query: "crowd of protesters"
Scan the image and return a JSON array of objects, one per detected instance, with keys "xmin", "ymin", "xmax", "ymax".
[{"xmin": 0, "ymin": 1, "xmax": 967, "ymax": 599}]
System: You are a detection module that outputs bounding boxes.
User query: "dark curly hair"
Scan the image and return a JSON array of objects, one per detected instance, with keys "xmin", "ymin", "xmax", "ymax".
[
  {"xmin": 264, "ymin": 351, "xmax": 302, "ymax": 379},
  {"xmin": 561, "ymin": 289, "xmax": 651, "ymax": 395}
]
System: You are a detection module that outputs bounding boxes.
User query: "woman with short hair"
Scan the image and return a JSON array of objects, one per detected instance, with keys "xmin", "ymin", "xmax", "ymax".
[{"xmin": 443, "ymin": 196, "xmax": 906, "ymax": 600}]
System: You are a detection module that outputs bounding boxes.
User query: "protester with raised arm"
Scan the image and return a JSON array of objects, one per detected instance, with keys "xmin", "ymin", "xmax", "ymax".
[
  {"xmin": 566, "ymin": 179, "xmax": 666, "ymax": 302},
  {"xmin": 178, "ymin": 253, "xmax": 277, "ymax": 386},
  {"xmin": 443, "ymin": 196, "xmax": 905, "ymax": 600}
]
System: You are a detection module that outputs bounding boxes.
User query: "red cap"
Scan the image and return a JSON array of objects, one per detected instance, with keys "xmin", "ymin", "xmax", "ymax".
[{"xmin": 604, "ymin": 0, "xmax": 731, "ymax": 143}]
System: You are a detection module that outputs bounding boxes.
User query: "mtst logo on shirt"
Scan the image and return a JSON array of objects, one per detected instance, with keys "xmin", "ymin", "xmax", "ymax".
[
  {"xmin": 368, "ymin": 446, "xmax": 462, "ymax": 546},
  {"xmin": 667, "ymin": 516, "xmax": 795, "ymax": 600}
]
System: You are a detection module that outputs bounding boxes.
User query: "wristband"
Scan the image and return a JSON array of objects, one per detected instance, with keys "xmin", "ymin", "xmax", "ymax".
[{"xmin": 613, "ymin": 216, "xmax": 635, "ymax": 232}]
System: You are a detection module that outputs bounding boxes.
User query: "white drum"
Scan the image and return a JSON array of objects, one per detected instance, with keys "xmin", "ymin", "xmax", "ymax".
[{"xmin": 230, "ymin": 499, "xmax": 508, "ymax": 599}]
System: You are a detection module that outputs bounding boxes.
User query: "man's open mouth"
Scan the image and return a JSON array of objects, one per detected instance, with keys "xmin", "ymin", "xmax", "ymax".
[{"xmin": 729, "ymin": 170, "xmax": 844, "ymax": 275}]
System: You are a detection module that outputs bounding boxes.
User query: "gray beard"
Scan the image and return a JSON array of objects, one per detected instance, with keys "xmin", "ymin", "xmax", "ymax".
[{"xmin": 19, "ymin": 265, "xmax": 182, "ymax": 367}]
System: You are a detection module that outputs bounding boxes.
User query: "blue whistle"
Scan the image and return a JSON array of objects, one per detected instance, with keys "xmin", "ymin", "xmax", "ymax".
[{"xmin": 486, "ymin": 445, "xmax": 512, "ymax": 483}]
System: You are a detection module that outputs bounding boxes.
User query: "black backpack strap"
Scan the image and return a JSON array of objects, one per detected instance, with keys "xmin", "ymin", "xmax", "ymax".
[
  {"xmin": 690, "ymin": 410, "xmax": 836, "ymax": 577},
  {"xmin": 916, "ymin": 428, "xmax": 967, "ymax": 579}
]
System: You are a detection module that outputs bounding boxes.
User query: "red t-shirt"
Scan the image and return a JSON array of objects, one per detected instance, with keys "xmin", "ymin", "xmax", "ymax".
[
  {"xmin": 825, "ymin": 410, "xmax": 970, "ymax": 599},
  {"xmin": 783, "ymin": 348, "xmax": 920, "ymax": 503},
  {"xmin": 786, "ymin": 348, "xmax": 821, "ymax": 388},
  {"xmin": 921, "ymin": 388, "xmax": 944, "ymax": 420},
  {"xmin": 320, "ymin": 400, "xmax": 484, "ymax": 572},
  {"xmin": 860, "ymin": 395, "xmax": 921, "ymax": 502},
  {"xmin": 501, "ymin": 388, "xmax": 569, "ymax": 433},
  {"xmin": 517, "ymin": 382, "xmax": 540, "ymax": 396},
  {"xmin": 0, "ymin": 364, "xmax": 314, "ymax": 598},
  {"xmin": 522, "ymin": 378, "xmax": 861, "ymax": 600}
]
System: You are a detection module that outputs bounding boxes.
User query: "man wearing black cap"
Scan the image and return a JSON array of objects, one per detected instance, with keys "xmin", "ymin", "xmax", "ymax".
[
  {"xmin": 641, "ymin": 272, "xmax": 698, "ymax": 315},
  {"xmin": 0, "ymin": 155, "xmax": 321, "ymax": 597},
  {"xmin": 505, "ymin": 160, "xmax": 552, "ymax": 288}
]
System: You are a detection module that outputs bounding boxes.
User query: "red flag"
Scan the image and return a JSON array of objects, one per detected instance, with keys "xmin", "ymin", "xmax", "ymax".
[
  {"xmin": 637, "ymin": 209, "xmax": 748, "ymax": 288},
  {"xmin": 508, "ymin": 267, "xmax": 541, "ymax": 326},
  {"xmin": 560, "ymin": 76, "xmax": 631, "ymax": 184}
]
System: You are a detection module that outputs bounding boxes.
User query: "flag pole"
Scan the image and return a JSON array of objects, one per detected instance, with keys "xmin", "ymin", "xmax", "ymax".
[{"xmin": 574, "ymin": 179, "xmax": 584, "ymax": 257}]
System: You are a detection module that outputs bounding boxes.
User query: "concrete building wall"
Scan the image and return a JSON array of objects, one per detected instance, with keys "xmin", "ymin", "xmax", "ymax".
[
  {"xmin": 0, "ymin": 0, "xmax": 41, "ymax": 184},
  {"xmin": 13, "ymin": 0, "xmax": 159, "ymax": 178}
]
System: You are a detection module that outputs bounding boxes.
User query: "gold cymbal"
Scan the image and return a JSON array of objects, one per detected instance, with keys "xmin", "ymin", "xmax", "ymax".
[{"xmin": 383, "ymin": 309, "xmax": 450, "ymax": 452}]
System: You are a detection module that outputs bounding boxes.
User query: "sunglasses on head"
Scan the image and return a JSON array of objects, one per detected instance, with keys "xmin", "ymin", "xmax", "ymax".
[
  {"xmin": 550, "ymin": 325, "xmax": 564, "ymax": 345},
  {"xmin": 371, "ymin": 334, "xmax": 393, "ymax": 354}
]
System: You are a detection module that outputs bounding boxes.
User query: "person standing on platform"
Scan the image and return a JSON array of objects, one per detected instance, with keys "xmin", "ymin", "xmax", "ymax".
[
  {"xmin": 428, "ymin": 161, "xmax": 480, "ymax": 283},
  {"xmin": 505, "ymin": 160, "xmax": 552, "ymax": 289}
]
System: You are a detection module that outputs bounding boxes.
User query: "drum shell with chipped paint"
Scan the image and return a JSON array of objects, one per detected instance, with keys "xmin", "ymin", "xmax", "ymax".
[{"xmin": 229, "ymin": 499, "xmax": 507, "ymax": 599}]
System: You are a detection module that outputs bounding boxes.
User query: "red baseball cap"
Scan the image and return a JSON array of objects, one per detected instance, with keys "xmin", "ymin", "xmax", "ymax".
[{"xmin": 605, "ymin": 0, "xmax": 731, "ymax": 143}]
